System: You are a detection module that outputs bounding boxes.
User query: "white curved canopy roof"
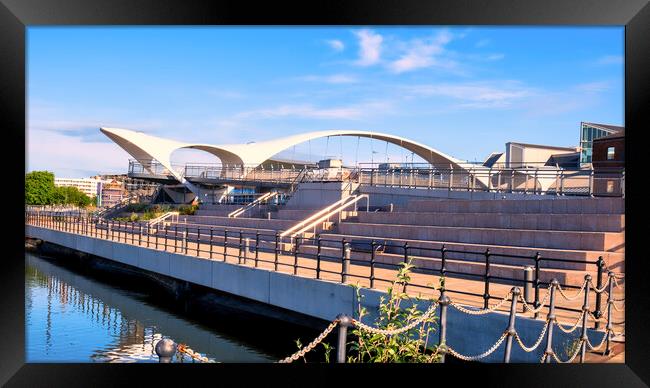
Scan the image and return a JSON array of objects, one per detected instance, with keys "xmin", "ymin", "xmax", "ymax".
[{"xmin": 101, "ymin": 127, "xmax": 467, "ymax": 175}]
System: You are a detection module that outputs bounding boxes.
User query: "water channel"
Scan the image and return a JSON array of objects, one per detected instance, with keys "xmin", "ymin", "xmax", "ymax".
[{"xmin": 25, "ymin": 252, "xmax": 329, "ymax": 363}]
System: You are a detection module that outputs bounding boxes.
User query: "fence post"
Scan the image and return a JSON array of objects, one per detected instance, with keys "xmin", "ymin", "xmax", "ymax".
[
  {"xmin": 370, "ymin": 240, "xmax": 376, "ymax": 288},
  {"xmin": 183, "ymin": 229, "xmax": 188, "ymax": 254},
  {"xmin": 503, "ymin": 287, "xmax": 520, "ymax": 363},
  {"xmin": 589, "ymin": 168, "xmax": 594, "ymax": 197},
  {"xmin": 316, "ymin": 236, "xmax": 322, "ymax": 279},
  {"xmin": 534, "ymin": 252, "xmax": 541, "ymax": 319},
  {"xmin": 336, "ymin": 314, "xmax": 352, "ymax": 363},
  {"xmin": 440, "ymin": 244, "xmax": 447, "ymax": 277},
  {"xmin": 341, "ymin": 239, "xmax": 350, "ymax": 283},
  {"xmin": 604, "ymin": 272, "xmax": 615, "ymax": 356},
  {"xmin": 274, "ymin": 232, "xmax": 280, "ymax": 271},
  {"xmin": 209, "ymin": 228, "xmax": 214, "ymax": 259},
  {"xmin": 438, "ymin": 289, "xmax": 450, "ymax": 363},
  {"xmin": 254, "ymin": 232, "xmax": 260, "ymax": 267},
  {"xmin": 523, "ymin": 266, "xmax": 534, "ymax": 313},
  {"xmin": 579, "ymin": 274, "xmax": 591, "ymax": 363},
  {"xmin": 164, "ymin": 226, "xmax": 168, "ymax": 252},
  {"xmin": 146, "ymin": 224, "xmax": 150, "ymax": 248},
  {"xmin": 293, "ymin": 236, "xmax": 300, "ymax": 275},
  {"xmin": 238, "ymin": 230, "xmax": 243, "ymax": 264},
  {"xmin": 224, "ymin": 229, "xmax": 229, "ymax": 262},
  {"xmin": 139, "ymin": 224, "xmax": 142, "ymax": 245},
  {"xmin": 197, "ymin": 228, "xmax": 201, "ymax": 256},
  {"xmin": 543, "ymin": 279, "xmax": 558, "ymax": 363},
  {"xmin": 483, "ymin": 248, "xmax": 491, "ymax": 309},
  {"xmin": 594, "ymin": 257, "xmax": 605, "ymax": 329}
]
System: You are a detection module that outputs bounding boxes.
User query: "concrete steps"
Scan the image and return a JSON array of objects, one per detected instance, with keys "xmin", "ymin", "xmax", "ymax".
[
  {"xmin": 316, "ymin": 233, "xmax": 624, "ymax": 272},
  {"xmin": 400, "ymin": 198, "xmax": 624, "ymax": 214},
  {"xmin": 336, "ymin": 222, "xmax": 624, "ymax": 252},
  {"xmin": 175, "ymin": 215, "xmax": 296, "ymax": 231},
  {"xmin": 354, "ymin": 211, "xmax": 624, "ymax": 232}
]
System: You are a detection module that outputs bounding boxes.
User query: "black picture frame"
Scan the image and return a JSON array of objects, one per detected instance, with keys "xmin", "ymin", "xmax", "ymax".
[{"xmin": 2, "ymin": 0, "xmax": 649, "ymax": 386}]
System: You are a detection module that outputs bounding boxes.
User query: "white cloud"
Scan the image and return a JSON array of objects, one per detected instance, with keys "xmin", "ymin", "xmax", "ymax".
[
  {"xmin": 326, "ymin": 39, "xmax": 345, "ymax": 51},
  {"xmin": 387, "ymin": 30, "xmax": 455, "ymax": 73},
  {"xmin": 575, "ymin": 81, "xmax": 612, "ymax": 93},
  {"xmin": 475, "ymin": 38, "xmax": 490, "ymax": 48},
  {"xmin": 596, "ymin": 55, "xmax": 624, "ymax": 65},
  {"xmin": 236, "ymin": 100, "xmax": 392, "ymax": 121},
  {"xmin": 353, "ymin": 29, "xmax": 383, "ymax": 66},
  {"xmin": 297, "ymin": 74, "xmax": 358, "ymax": 84},
  {"xmin": 404, "ymin": 81, "xmax": 533, "ymax": 108}
]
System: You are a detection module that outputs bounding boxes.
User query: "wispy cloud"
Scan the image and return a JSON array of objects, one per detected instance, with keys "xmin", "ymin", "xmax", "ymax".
[
  {"xmin": 235, "ymin": 100, "xmax": 392, "ymax": 121},
  {"xmin": 475, "ymin": 38, "xmax": 490, "ymax": 48},
  {"xmin": 388, "ymin": 30, "xmax": 455, "ymax": 73},
  {"xmin": 297, "ymin": 74, "xmax": 359, "ymax": 84},
  {"xmin": 403, "ymin": 81, "xmax": 533, "ymax": 108},
  {"xmin": 575, "ymin": 80, "xmax": 612, "ymax": 93},
  {"xmin": 325, "ymin": 39, "xmax": 345, "ymax": 51},
  {"xmin": 353, "ymin": 29, "xmax": 383, "ymax": 66},
  {"xmin": 596, "ymin": 55, "xmax": 624, "ymax": 65}
]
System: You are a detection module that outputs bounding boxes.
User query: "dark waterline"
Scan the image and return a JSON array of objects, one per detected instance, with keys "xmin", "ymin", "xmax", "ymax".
[{"xmin": 25, "ymin": 252, "xmax": 327, "ymax": 363}]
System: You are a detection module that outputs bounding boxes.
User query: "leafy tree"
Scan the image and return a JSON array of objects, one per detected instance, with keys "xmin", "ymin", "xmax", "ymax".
[{"xmin": 25, "ymin": 171, "xmax": 56, "ymax": 205}]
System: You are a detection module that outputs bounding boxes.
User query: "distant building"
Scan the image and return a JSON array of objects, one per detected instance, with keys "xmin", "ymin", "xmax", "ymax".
[
  {"xmin": 99, "ymin": 180, "xmax": 125, "ymax": 207},
  {"xmin": 504, "ymin": 142, "xmax": 578, "ymax": 169},
  {"xmin": 54, "ymin": 177, "xmax": 106, "ymax": 198},
  {"xmin": 579, "ymin": 122, "xmax": 624, "ymax": 164},
  {"xmin": 592, "ymin": 129, "xmax": 625, "ymax": 196}
]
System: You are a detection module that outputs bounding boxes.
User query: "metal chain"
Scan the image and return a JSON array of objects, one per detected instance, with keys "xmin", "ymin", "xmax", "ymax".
[
  {"xmin": 448, "ymin": 291, "xmax": 513, "ymax": 316},
  {"xmin": 551, "ymin": 340, "xmax": 583, "ymax": 364},
  {"xmin": 589, "ymin": 279, "xmax": 610, "ymax": 294},
  {"xmin": 351, "ymin": 302, "xmax": 438, "ymax": 336},
  {"xmin": 518, "ymin": 287, "xmax": 551, "ymax": 314},
  {"xmin": 555, "ymin": 311, "xmax": 586, "ymax": 334},
  {"xmin": 177, "ymin": 344, "xmax": 215, "ymax": 363},
  {"xmin": 513, "ymin": 320, "xmax": 550, "ymax": 352},
  {"xmin": 556, "ymin": 280, "xmax": 587, "ymax": 301},
  {"xmin": 611, "ymin": 300, "xmax": 624, "ymax": 312},
  {"xmin": 585, "ymin": 330, "xmax": 610, "ymax": 351},
  {"xmin": 587, "ymin": 311, "xmax": 609, "ymax": 323},
  {"xmin": 445, "ymin": 332, "xmax": 508, "ymax": 362},
  {"xmin": 278, "ymin": 319, "xmax": 339, "ymax": 363}
]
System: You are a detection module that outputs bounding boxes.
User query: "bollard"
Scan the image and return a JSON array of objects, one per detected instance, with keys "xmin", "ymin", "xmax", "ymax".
[
  {"xmin": 155, "ymin": 338, "xmax": 177, "ymax": 363},
  {"xmin": 543, "ymin": 279, "xmax": 558, "ymax": 363},
  {"xmin": 437, "ymin": 290, "xmax": 450, "ymax": 363},
  {"xmin": 336, "ymin": 314, "xmax": 352, "ymax": 363},
  {"xmin": 579, "ymin": 275, "xmax": 591, "ymax": 363},
  {"xmin": 503, "ymin": 287, "xmax": 520, "ymax": 363},
  {"xmin": 267, "ymin": 212, "xmax": 271, "ymax": 220},
  {"xmin": 523, "ymin": 266, "xmax": 534, "ymax": 313},
  {"xmin": 342, "ymin": 241, "xmax": 350, "ymax": 283}
]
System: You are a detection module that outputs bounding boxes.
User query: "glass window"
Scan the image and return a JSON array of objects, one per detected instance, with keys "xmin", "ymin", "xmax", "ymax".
[{"xmin": 607, "ymin": 147, "xmax": 615, "ymax": 160}]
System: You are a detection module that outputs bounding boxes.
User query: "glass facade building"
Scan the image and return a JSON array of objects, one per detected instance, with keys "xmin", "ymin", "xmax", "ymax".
[{"xmin": 579, "ymin": 122, "xmax": 621, "ymax": 164}]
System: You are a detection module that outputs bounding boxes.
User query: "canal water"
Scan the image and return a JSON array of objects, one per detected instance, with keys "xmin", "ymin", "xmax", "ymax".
[{"xmin": 25, "ymin": 252, "xmax": 329, "ymax": 363}]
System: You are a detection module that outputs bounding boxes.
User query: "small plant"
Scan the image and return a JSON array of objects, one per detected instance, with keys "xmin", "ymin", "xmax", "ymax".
[
  {"xmin": 321, "ymin": 342, "xmax": 333, "ymax": 363},
  {"xmin": 346, "ymin": 259, "xmax": 441, "ymax": 363},
  {"xmin": 562, "ymin": 337, "xmax": 582, "ymax": 360}
]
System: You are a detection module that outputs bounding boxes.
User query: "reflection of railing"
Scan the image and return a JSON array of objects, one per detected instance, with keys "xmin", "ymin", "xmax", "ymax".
[{"xmin": 228, "ymin": 192, "xmax": 279, "ymax": 218}]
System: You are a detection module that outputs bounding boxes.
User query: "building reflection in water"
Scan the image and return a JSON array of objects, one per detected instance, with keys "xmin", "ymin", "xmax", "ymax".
[{"xmin": 25, "ymin": 253, "xmax": 273, "ymax": 363}]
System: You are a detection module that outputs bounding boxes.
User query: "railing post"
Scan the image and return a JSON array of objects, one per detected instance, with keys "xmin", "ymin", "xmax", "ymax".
[
  {"xmin": 174, "ymin": 225, "xmax": 178, "ymax": 253},
  {"xmin": 274, "ymin": 232, "xmax": 280, "ymax": 271},
  {"xmin": 138, "ymin": 224, "xmax": 142, "ymax": 245},
  {"xmin": 164, "ymin": 226, "xmax": 168, "ymax": 252},
  {"xmin": 579, "ymin": 275, "xmax": 591, "ymax": 363},
  {"xmin": 224, "ymin": 229, "xmax": 229, "ymax": 261},
  {"xmin": 438, "ymin": 289, "xmax": 450, "ymax": 363},
  {"xmin": 293, "ymin": 236, "xmax": 300, "ymax": 275},
  {"xmin": 369, "ymin": 240, "xmax": 376, "ymax": 288},
  {"xmin": 316, "ymin": 236, "xmax": 322, "ymax": 279},
  {"xmin": 440, "ymin": 244, "xmax": 447, "ymax": 277},
  {"xmin": 254, "ymin": 232, "xmax": 260, "ymax": 267},
  {"xmin": 209, "ymin": 228, "xmax": 214, "ymax": 259},
  {"xmin": 589, "ymin": 168, "xmax": 594, "ymax": 197},
  {"xmin": 604, "ymin": 272, "xmax": 615, "ymax": 356},
  {"xmin": 146, "ymin": 224, "xmax": 150, "ymax": 248},
  {"xmin": 534, "ymin": 252, "xmax": 541, "ymax": 319},
  {"xmin": 336, "ymin": 314, "xmax": 352, "ymax": 363},
  {"xmin": 341, "ymin": 239, "xmax": 350, "ymax": 283},
  {"xmin": 197, "ymin": 228, "xmax": 201, "ymax": 256},
  {"xmin": 504, "ymin": 287, "xmax": 520, "ymax": 363},
  {"xmin": 594, "ymin": 257, "xmax": 605, "ymax": 329},
  {"xmin": 523, "ymin": 266, "xmax": 534, "ymax": 313},
  {"xmin": 183, "ymin": 229, "xmax": 188, "ymax": 254},
  {"xmin": 238, "ymin": 230, "xmax": 244, "ymax": 264},
  {"xmin": 483, "ymin": 248, "xmax": 491, "ymax": 309},
  {"xmin": 543, "ymin": 279, "xmax": 558, "ymax": 363}
]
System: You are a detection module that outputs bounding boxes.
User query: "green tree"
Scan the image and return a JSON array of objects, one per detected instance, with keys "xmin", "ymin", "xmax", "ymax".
[
  {"xmin": 25, "ymin": 171, "xmax": 56, "ymax": 205},
  {"xmin": 52, "ymin": 186, "xmax": 92, "ymax": 207}
]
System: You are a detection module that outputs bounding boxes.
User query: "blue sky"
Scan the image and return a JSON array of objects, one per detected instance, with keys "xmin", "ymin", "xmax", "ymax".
[{"xmin": 27, "ymin": 27, "xmax": 624, "ymax": 178}]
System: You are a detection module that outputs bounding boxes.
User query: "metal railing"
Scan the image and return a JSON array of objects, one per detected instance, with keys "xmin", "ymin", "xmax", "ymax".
[
  {"xmin": 26, "ymin": 210, "xmax": 624, "ymax": 329},
  {"xmin": 228, "ymin": 192, "xmax": 279, "ymax": 218}
]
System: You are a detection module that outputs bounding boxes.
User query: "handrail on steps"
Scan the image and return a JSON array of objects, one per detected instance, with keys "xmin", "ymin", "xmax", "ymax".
[
  {"xmin": 280, "ymin": 194, "xmax": 369, "ymax": 239},
  {"xmin": 228, "ymin": 191, "xmax": 278, "ymax": 218},
  {"xmin": 148, "ymin": 211, "xmax": 180, "ymax": 229}
]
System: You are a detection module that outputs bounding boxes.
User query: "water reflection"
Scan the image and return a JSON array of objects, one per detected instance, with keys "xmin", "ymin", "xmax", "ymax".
[{"xmin": 26, "ymin": 253, "xmax": 275, "ymax": 362}]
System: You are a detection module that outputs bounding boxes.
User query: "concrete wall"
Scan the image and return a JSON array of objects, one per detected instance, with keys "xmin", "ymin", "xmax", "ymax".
[
  {"xmin": 25, "ymin": 225, "xmax": 606, "ymax": 362},
  {"xmin": 285, "ymin": 182, "xmax": 358, "ymax": 209}
]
